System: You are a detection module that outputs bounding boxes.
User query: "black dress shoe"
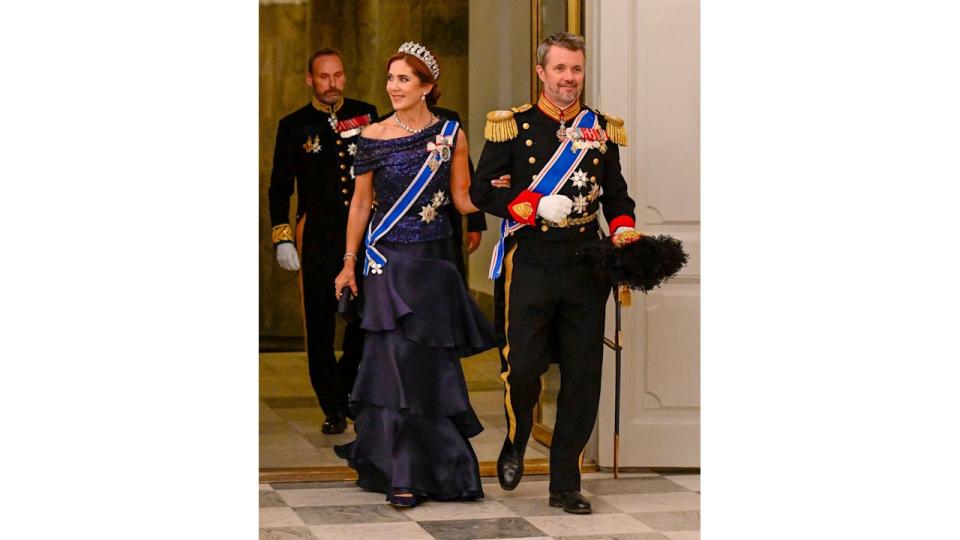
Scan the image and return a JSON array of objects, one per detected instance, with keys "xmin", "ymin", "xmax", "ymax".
[
  {"xmin": 388, "ymin": 493, "xmax": 423, "ymax": 508},
  {"xmin": 321, "ymin": 414, "xmax": 347, "ymax": 434},
  {"xmin": 497, "ymin": 438, "xmax": 524, "ymax": 490},
  {"xmin": 549, "ymin": 490, "xmax": 592, "ymax": 514}
]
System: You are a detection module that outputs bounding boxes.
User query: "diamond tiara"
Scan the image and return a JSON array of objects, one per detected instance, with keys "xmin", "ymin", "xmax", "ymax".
[{"xmin": 397, "ymin": 41, "xmax": 440, "ymax": 80}]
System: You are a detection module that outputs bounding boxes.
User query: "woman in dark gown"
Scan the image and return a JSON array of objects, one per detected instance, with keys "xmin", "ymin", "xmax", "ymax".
[{"xmin": 333, "ymin": 43, "xmax": 495, "ymax": 507}]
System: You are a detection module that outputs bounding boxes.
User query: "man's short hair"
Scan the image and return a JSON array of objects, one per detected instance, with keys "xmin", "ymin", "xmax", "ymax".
[
  {"xmin": 536, "ymin": 32, "xmax": 586, "ymax": 67},
  {"xmin": 307, "ymin": 47, "xmax": 344, "ymax": 74}
]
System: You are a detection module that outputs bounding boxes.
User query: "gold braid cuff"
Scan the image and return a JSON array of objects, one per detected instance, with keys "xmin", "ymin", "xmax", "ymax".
[
  {"xmin": 272, "ymin": 224, "xmax": 295, "ymax": 244},
  {"xmin": 604, "ymin": 113, "xmax": 628, "ymax": 146},
  {"xmin": 484, "ymin": 110, "xmax": 518, "ymax": 142}
]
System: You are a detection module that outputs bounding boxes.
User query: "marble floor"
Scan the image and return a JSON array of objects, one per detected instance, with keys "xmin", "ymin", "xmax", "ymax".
[
  {"xmin": 261, "ymin": 351, "xmax": 558, "ymax": 468},
  {"xmin": 259, "ymin": 471, "xmax": 700, "ymax": 540}
]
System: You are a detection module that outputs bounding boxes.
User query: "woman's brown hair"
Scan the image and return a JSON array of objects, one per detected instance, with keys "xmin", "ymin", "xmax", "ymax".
[{"xmin": 386, "ymin": 52, "xmax": 442, "ymax": 107}]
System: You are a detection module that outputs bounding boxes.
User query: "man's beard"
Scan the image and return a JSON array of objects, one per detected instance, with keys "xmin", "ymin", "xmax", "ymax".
[
  {"xmin": 551, "ymin": 85, "xmax": 580, "ymax": 107},
  {"xmin": 318, "ymin": 90, "xmax": 342, "ymax": 105}
]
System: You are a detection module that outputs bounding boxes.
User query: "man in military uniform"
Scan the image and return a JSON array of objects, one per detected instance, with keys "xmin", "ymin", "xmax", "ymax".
[
  {"xmin": 471, "ymin": 32, "xmax": 641, "ymax": 514},
  {"xmin": 268, "ymin": 48, "xmax": 378, "ymax": 434}
]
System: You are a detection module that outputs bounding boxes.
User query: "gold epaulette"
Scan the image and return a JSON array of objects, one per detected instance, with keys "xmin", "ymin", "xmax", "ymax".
[
  {"xmin": 484, "ymin": 110, "xmax": 518, "ymax": 142},
  {"xmin": 510, "ymin": 103, "xmax": 532, "ymax": 114},
  {"xmin": 603, "ymin": 113, "xmax": 628, "ymax": 146},
  {"xmin": 272, "ymin": 224, "xmax": 294, "ymax": 244}
]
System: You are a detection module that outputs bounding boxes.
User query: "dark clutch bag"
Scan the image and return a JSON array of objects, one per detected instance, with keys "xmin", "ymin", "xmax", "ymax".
[{"xmin": 337, "ymin": 286, "xmax": 358, "ymax": 322}]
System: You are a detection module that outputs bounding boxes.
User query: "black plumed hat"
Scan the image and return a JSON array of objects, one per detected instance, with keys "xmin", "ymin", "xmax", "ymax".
[{"xmin": 578, "ymin": 234, "xmax": 688, "ymax": 292}]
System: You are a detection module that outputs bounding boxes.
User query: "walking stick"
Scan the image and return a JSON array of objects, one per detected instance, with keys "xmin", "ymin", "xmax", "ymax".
[
  {"xmin": 589, "ymin": 229, "xmax": 685, "ymax": 480},
  {"xmin": 614, "ymin": 285, "xmax": 623, "ymax": 478},
  {"xmin": 603, "ymin": 285, "xmax": 627, "ymax": 479}
]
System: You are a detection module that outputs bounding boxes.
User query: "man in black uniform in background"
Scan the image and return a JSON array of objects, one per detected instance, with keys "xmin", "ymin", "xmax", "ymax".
[
  {"xmin": 471, "ymin": 32, "xmax": 641, "ymax": 513},
  {"xmin": 268, "ymin": 48, "xmax": 377, "ymax": 434}
]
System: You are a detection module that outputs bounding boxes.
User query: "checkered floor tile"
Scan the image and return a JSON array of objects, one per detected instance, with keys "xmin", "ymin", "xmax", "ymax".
[{"xmin": 260, "ymin": 472, "xmax": 699, "ymax": 540}]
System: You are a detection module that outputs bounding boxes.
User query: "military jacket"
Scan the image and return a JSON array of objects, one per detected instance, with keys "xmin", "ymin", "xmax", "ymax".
[
  {"xmin": 268, "ymin": 97, "xmax": 378, "ymax": 244},
  {"xmin": 471, "ymin": 99, "xmax": 636, "ymax": 242}
]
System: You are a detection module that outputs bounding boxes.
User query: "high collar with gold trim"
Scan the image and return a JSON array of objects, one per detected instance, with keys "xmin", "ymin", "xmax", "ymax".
[
  {"xmin": 536, "ymin": 93, "xmax": 581, "ymax": 123},
  {"xmin": 311, "ymin": 95, "xmax": 344, "ymax": 114}
]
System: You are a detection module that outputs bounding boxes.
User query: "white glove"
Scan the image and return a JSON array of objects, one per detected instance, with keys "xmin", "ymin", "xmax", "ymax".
[
  {"xmin": 536, "ymin": 195, "xmax": 573, "ymax": 223},
  {"xmin": 613, "ymin": 226, "xmax": 634, "ymax": 235},
  {"xmin": 276, "ymin": 243, "xmax": 301, "ymax": 271}
]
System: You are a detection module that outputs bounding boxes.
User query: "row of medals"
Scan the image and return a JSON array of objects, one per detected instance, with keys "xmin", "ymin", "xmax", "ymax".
[
  {"xmin": 557, "ymin": 121, "xmax": 608, "ymax": 154},
  {"xmin": 301, "ymin": 112, "xmax": 363, "ymax": 153}
]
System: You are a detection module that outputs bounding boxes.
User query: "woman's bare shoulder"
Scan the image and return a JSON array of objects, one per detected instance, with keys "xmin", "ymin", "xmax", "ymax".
[{"xmin": 360, "ymin": 121, "xmax": 388, "ymax": 140}]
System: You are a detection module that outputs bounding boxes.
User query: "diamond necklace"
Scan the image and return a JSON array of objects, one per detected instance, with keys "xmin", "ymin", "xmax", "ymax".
[{"xmin": 393, "ymin": 112, "xmax": 437, "ymax": 134}]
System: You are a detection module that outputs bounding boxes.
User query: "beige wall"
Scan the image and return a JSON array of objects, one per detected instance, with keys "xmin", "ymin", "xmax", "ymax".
[{"xmin": 260, "ymin": 0, "xmax": 469, "ymax": 343}]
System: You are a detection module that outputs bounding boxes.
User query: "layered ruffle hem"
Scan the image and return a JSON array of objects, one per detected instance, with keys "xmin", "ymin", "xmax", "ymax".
[{"xmin": 334, "ymin": 238, "xmax": 496, "ymax": 501}]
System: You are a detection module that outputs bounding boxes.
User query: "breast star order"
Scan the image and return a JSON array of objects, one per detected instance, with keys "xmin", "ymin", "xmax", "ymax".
[
  {"xmin": 419, "ymin": 204, "xmax": 437, "ymax": 223},
  {"xmin": 348, "ymin": 143, "xmax": 357, "ymax": 156},
  {"xmin": 571, "ymin": 169, "xmax": 589, "ymax": 189},
  {"xmin": 572, "ymin": 194, "xmax": 589, "ymax": 214}
]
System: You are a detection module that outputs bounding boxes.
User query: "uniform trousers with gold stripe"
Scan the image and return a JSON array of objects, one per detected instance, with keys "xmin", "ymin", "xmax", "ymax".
[{"xmin": 494, "ymin": 222, "xmax": 610, "ymax": 493}]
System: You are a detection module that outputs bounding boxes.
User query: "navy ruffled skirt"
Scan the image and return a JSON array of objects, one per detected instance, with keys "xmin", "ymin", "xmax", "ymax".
[{"xmin": 334, "ymin": 238, "xmax": 496, "ymax": 501}]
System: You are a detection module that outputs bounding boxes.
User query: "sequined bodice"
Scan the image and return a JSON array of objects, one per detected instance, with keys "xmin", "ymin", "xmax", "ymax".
[{"xmin": 353, "ymin": 120, "xmax": 456, "ymax": 243}]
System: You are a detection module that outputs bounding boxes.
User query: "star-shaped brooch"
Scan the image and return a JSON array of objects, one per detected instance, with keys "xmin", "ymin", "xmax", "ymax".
[
  {"xmin": 570, "ymin": 169, "xmax": 589, "ymax": 189},
  {"xmin": 419, "ymin": 204, "xmax": 437, "ymax": 223},
  {"xmin": 348, "ymin": 142, "xmax": 357, "ymax": 156}
]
